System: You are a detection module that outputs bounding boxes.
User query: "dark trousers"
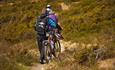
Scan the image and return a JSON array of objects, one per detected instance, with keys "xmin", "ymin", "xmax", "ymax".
[{"xmin": 37, "ymin": 34, "xmax": 47, "ymax": 60}]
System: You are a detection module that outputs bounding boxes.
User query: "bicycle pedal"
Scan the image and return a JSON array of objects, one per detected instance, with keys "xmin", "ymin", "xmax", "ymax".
[{"xmin": 44, "ymin": 42, "xmax": 48, "ymax": 45}]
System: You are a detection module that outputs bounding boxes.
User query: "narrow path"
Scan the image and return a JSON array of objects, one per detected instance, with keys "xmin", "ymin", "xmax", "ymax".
[
  {"xmin": 31, "ymin": 40, "xmax": 66, "ymax": 70},
  {"xmin": 31, "ymin": 64, "xmax": 46, "ymax": 70},
  {"xmin": 30, "ymin": 39, "xmax": 99, "ymax": 70},
  {"xmin": 30, "ymin": 40, "xmax": 88, "ymax": 70}
]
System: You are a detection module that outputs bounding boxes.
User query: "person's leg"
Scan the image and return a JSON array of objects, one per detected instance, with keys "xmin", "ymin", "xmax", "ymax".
[
  {"xmin": 37, "ymin": 35, "xmax": 42, "ymax": 53},
  {"xmin": 40, "ymin": 35, "xmax": 47, "ymax": 64},
  {"xmin": 37, "ymin": 35, "xmax": 45, "ymax": 63}
]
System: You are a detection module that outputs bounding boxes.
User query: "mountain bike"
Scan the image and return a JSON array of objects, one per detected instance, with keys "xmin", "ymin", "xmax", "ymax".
[{"xmin": 42, "ymin": 29, "xmax": 61, "ymax": 63}]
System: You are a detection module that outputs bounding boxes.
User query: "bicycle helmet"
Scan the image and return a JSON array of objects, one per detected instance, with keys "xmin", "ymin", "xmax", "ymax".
[{"xmin": 46, "ymin": 4, "xmax": 51, "ymax": 8}]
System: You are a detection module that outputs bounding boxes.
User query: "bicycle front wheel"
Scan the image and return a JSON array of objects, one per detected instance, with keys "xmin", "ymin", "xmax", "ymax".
[{"xmin": 54, "ymin": 40, "xmax": 61, "ymax": 57}]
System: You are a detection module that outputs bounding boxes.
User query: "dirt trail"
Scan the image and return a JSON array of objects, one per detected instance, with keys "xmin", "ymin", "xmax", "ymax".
[
  {"xmin": 30, "ymin": 40, "xmax": 84, "ymax": 70},
  {"xmin": 98, "ymin": 58, "xmax": 115, "ymax": 70},
  {"xmin": 31, "ymin": 64, "xmax": 45, "ymax": 70},
  {"xmin": 31, "ymin": 40, "xmax": 66, "ymax": 70},
  {"xmin": 30, "ymin": 40, "xmax": 92, "ymax": 70}
]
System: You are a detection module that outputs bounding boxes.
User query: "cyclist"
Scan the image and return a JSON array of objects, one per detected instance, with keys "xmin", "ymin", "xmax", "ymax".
[
  {"xmin": 45, "ymin": 5, "xmax": 63, "ymax": 58},
  {"xmin": 47, "ymin": 10, "xmax": 63, "ymax": 39},
  {"xmin": 47, "ymin": 10, "xmax": 64, "ymax": 58}
]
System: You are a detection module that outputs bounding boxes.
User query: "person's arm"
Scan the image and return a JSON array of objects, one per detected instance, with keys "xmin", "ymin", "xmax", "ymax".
[{"xmin": 55, "ymin": 14, "xmax": 63, "ymax": 30}]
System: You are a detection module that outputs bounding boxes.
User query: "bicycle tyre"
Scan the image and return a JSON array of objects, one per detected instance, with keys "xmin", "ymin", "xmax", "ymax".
[{"xmin": 54, "ymin": 40, "xmax": 61, "ymax": 57}]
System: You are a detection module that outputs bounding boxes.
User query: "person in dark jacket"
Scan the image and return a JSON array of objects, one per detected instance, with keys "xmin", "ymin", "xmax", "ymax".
[{"xmin": 35, "ymin": 13, "xmax": 48, "ymax": 64}]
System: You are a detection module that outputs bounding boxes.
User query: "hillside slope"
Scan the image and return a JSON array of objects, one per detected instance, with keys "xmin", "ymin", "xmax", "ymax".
[{"xmin": 0, "ymin": 0, "xmax": 115, "ymax": 70}]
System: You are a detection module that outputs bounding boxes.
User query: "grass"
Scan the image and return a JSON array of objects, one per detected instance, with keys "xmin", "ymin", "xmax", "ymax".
[
  {"xmin": 47, "ymin": 43, "xmax": 115, "ymax": 70},
  {"xmin": 0, "ymin": 39, "xmax": 38, "ymax": 70},
  {"xmin": 0, "ymin": 0, "xmax": 115, "ymax": 70},
  {"xmin": 59, "ymin": 0, "xmax": 115, "ymax": 43}
]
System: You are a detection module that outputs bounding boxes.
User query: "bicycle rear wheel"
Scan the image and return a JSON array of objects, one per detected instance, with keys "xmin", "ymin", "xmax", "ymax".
[{"xmin": 42, "ymin": 40, "xmax": 51, "ymax": 63}]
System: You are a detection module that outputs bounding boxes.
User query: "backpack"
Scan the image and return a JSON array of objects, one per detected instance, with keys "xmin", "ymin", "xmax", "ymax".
[
  {"xmin": 35, "ymin": 16, "xmax": 46, "ymax": 35},
  {"xmin": 47, "ymin": 18, "xmax": 57, "ymax": 28},
  {"xmin": 48, "ymin": 13, "xmax": 58, "ymax": 28}
]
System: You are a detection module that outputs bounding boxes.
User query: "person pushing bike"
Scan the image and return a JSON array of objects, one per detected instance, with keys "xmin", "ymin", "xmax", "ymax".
[{"xmin": 35, "ymin": 5, "xmax": 63, "ymax": 64}]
